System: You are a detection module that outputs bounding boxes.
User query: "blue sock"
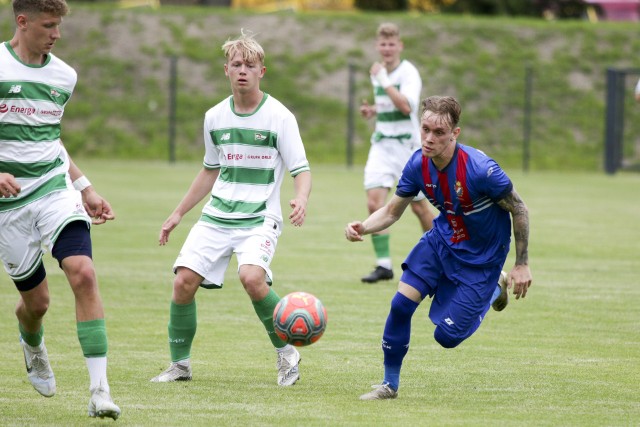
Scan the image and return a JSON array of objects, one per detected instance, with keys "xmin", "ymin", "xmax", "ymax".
[{"xmin": 382, "ymin": 292, "xmax": 419, "ymax": 391}]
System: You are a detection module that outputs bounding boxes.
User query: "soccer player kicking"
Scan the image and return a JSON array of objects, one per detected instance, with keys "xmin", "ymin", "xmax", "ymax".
[
  {"xmin": 0, "ymin": 0, "xmax": 120, "ymax": 419},
  {"xmin": 150, "ymin": 30, "xmax": 312, "ymax": 387},
  {"xmin": 345, "ymin": 96, "xmax": 532, "ymax": 400}
]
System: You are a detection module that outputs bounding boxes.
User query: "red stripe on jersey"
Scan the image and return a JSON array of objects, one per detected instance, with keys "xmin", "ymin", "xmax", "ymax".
[
  {"xmin": 421, "ymin": 156, "xmax": 436, "ymax": 200},
  {"xmin": 455, "ymin": 149, "xmax": 474, "ymax": 213}
]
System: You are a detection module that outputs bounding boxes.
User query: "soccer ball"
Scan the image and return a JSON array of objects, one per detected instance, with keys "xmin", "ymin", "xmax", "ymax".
[{"xmin": 273, "ymin": 292, "xmax": 327, "ymax": 347}]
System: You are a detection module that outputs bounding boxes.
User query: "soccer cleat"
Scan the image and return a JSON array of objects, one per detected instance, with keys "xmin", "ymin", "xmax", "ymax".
[
  {"xmin": 20, "ymin": 337, "xmax": 56, "ymax": 397},
  {"xmin": 361, "ymin": 266, "xmax": 394, "ymax": 283},
  {"xmin": 149, "ymin": 362, "xmax": 192, "ymax": 382},
  {"xmin": 276, "ymin": 347, "xmax": 301, "ymax": 386},
  {"xmin": 88, "ymin": 385, "xmax": 121, "ymax": 420},
  {"xmin": 359, "ymin": 383, "xmax": 398, "ymax": 401},
  {"xmin": 492, "ymin": 271, "xmax": 509, "ymax": 312}
]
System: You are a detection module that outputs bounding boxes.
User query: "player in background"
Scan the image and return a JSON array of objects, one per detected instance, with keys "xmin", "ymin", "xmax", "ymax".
[
  {"xmin": 150, "ymin": 30, "xmax": 312, "ymax": 387},
  {"xmin": 359, "ymin": 22, "xmax": 435, "ymax": 284},
  {"xmin": 346, "ymin": 96, "xmax": 532, "ymax": 400},
  {"xmin": 0, "ymin": 0, "xmax": 120, "ymax": 419}
]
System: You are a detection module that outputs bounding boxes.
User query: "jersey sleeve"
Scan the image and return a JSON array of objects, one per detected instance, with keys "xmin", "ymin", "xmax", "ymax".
[
  {"xmin": 278, "ymin": 110, "xmax": 310, "ymax": 177},
  {"xmin": 202, "ymin": 112, "xmax": 220, "ymax": 170},
  {"xmin": 395, "ymin": 151, "xmax": 422, "ymax": 198},
  {"xmin": 399, "ymin": 62, "xmax": 422, "ymax": 115},
  {"xmin": 479, "ymin": 158, "xmax": 513, "ymax": 201}
]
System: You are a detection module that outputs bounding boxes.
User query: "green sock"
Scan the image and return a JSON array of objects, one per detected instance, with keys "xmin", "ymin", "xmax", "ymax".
[
  {"xmin": 19, "ymin": 323, "xmax": 43, "ymax": 347},
  {"xmin": 252, "ymin": 289, "xmax": 287, "ymax": 348},
  {"xmin": 77, "ymin": 319, "xmax": 108, "ymax": 357},
  {"xmin": 168, "ymin": 300, "xmax": 197, "ymax": 363},
  {"xmin": 372, "ymin": 234, "xmax": 390, "ymax": 258}
]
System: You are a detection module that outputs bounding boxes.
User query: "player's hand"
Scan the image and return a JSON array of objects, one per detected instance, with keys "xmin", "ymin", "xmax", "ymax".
[
  {"xmin": 0, "ymin": 173, "xmax": 21, "ymax": 198},
  {"xmin": 289, "ymin": 197, "xmax": 307, "ymax": 227},
  {"xmin": 369, "ymin": 62, "xmax": 383, "ymax": 77},
  {"xmin": 345, "ymin": 221, "xmax": 365, "ymax": 242},
  {"xmin": 360, "ymin": 100, "xmax": 376, "ymax": 119},
  {"xmin": 159, "ymin": 213, "xmax": 182, "ymax": 245},
  {"xmin": 81, "ymin": 188, "xmax": 115, "ymax": 225},
  {"xmin": 508, "ymin": 264, "xmax": 532, "ymax": 300}
]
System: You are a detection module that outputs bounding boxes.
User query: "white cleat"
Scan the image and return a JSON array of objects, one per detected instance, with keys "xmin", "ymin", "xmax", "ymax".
[
  {"xmin": 276, "ymin": 347, "xmax": 301, "ymax": 386},
  {"xmin": 359, "ymin": 383, "xmax": 398, "ymax": 401},
  {"xmin": 21, "ymin": 337, "xmax": 56, "ymax": 397},
  {"xmin": 88, "ymin": 385, "xmax": 121, "ymax": 420},
  {"xmin": 492, "ymin": 271, "xmax": 509, "ymax": 312},
  {"xmin": 150, "ymin": 362, "xmax": 192, "ymax": 382}
]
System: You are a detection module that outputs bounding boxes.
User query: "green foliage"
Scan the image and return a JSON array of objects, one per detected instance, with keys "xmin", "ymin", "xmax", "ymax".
[
  {"xmin": 0, "ymin": 162, "xmax": 639, "ymax": 425},
  {"xmin": 1, "ymin": 5, "xmax": 639, "ymax": 170}
]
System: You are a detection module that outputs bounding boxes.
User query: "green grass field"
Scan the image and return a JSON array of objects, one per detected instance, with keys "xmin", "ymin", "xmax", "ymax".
[{"xmin": 0, "ymin": 161, "xmax": 639, "ymax": 426}]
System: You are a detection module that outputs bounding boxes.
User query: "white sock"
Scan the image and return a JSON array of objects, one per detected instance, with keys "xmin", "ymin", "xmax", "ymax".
[
  {"xmin": 377, "ymin": 258, "xmax": 392, "ymax": 270},
  {"xmin": 86, "ymin": 356, "xmax": 108, "ymax": 392},
  {"xmin": 176, "ymin": 358, "xmax": 190, "ymax": 367},
  {"xmin": 276, "ymin": 344, "xmax": 293, "ymax": 354}
]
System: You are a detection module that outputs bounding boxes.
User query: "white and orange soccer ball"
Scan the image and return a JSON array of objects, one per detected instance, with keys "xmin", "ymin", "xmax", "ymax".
[{"xmin": 273, "ymin": 292, "xmax": 327, "ymax": 347}]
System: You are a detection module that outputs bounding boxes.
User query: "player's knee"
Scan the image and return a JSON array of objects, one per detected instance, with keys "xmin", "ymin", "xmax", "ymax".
[
  {"xmin": 433, "ymin": 326, "xmax": 462, "ymax": 349},
  {"xmin": 18, "ymin": 297, "xmax": 49, "ymax": 319}
]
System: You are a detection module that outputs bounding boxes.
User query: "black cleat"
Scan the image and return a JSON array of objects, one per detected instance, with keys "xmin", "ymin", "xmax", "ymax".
[{"xmin": 361, "ymin": 266, "xmax": 394, "ymax": 283}]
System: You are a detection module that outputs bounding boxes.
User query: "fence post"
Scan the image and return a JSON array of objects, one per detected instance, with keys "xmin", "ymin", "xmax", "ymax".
[
  {"xmin": 523, "ymin": 65, "xmax": 532, "ymax": 173},
  {"xmin": 168, "ymin": 55, "xmax": 178, "ymax": 164},
  {"xmin": 346, "ymin": 62, "xmax": 356, "ymax": 168}
]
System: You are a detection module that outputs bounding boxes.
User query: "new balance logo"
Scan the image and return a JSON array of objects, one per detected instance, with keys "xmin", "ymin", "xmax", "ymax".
[
  {"xmin": 220, "ymin": 133, "xmax": 231, "ymax": 141},
  {"xmin": 8, "ymin": 85, "xmax": 22, "ymax": 94}
]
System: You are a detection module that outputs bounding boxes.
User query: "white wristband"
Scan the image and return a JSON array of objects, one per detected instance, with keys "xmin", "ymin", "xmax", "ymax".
[
  {"xmin": 374, "ymin": 68, "xmax": 392, "ymax": 89},
  {"xmin": 72, "ymin": 176, "xmax": 92, "ymax": 192}
]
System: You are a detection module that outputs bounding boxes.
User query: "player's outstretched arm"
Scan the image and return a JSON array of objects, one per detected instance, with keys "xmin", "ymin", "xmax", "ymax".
[
  {"xmin": 345, "ymin": 194, "xmax": 411, "ymax": 242},
  {"xmin": 159, "ymin": 168, "xmax": 219, "ymax": 245},
  {"xmin": 497, "ymin": 188, "xmax": 532, "ymax": 299}
]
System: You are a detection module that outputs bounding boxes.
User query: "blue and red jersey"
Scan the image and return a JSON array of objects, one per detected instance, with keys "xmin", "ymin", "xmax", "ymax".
[{"xmin": 397, "ymin": 144, "xmax": 513, "ymax": 267}]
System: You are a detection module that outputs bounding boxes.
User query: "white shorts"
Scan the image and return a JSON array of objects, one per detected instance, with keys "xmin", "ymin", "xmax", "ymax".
[
  {"xmin": 0, "ymin": 190, "xmax": 90, "ymax": 281},
  {"xmin": 364, "ymin": 140, "xmax": 425, "ymax": 201},
  {"xmin": 173, "ymin": 218, "xmax": 281, "ymax": 289}
]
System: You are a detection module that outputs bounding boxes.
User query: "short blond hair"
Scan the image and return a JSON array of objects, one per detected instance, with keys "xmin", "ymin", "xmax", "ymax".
[
  {"xmin": 221, "ymin": 30, "xmax": 265, "ymax": 65},
  {"xmin": 421, "ymin": 96, "xmax": 462, "ymax": 129},
  {"xmin": 13, "ymin": 0, "xmax": 69, "ymax": 17},
  {"xmin": 376, "ymin": 22, "xmax": 399, "ymax": 38}
]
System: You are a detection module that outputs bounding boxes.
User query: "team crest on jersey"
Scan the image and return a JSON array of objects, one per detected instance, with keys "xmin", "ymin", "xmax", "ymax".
[
  {"xmin": 455, "ymin": 181, "xmax": 463, "ymax": 198},
  {"xmin": 50, "ymin": 89, "xmax": 60, "ymax": 97},
  {"xmin": 255, "ymin": 133, "xmax": 266, "ymax": 141}
]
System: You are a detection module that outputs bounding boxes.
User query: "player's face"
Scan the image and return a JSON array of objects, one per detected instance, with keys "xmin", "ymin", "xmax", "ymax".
[
  {"xmin": 19, "ymin": 12, "xmax": 62, "ymax": 60},
  {"xmin": 420, "ymin": 111, "xmax": 460, "ymax": 165},
  {"xmin": 375, "ymin": 36, "xmax": 403, "ymax": 67},
  {"xmin": 224, "ymin": 51, "xmax": 265, "ymax": 95}
]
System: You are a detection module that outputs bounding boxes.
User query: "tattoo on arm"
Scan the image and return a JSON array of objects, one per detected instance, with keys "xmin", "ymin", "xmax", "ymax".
[{"xmin": 497, "ymin": 190, "xmax": 529, "ymax": 265}]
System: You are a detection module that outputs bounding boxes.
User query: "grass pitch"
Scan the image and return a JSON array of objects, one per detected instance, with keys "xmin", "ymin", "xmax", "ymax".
[{"xmin": 0, "ymin": 161, "xmax": 639, "ymax": 426}]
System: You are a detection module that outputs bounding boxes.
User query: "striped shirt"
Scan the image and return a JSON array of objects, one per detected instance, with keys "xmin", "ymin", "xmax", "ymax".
[
  {"xmin": 370, "ymin": 59, "xmax": 422, "ymax": 149},
  {"xmin": 0, "ymin": 42, "xmax": 75, "ymax": 212},
  {"xmin": 200, "ymin": 93, "xmax": 310, "ymax": 229},
  {"xmin": 397, "ymin": 144, "xmax": 513, "ymax": 267}
]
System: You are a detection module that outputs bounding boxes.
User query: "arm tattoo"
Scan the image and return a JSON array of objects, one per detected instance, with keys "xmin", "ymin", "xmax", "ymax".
[{"xmin": 497, "ymin": 190, "xmax": 529, "ymax": 266}]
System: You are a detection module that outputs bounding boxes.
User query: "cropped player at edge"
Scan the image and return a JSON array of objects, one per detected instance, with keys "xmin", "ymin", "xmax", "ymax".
[
  {"xmin": 1, "ymin": 0, "xmax": 120, "ymax": 419},
  {"xmin": 345, "ymin": 96, "xmax": 532, "ymax": 400},
  {"xmin": 150, "ymin": 30, "xmax": 312, "ymax": 387}
]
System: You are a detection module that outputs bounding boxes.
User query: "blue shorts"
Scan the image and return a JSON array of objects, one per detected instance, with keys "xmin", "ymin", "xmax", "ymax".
[{"xmin": 400, "ymin": 230, "xmax": 504, "ymax": 343}]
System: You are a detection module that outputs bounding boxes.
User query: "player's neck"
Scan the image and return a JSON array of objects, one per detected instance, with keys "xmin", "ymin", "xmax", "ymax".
[
  {"xmin": 233, "ymin": 90, "xmax": 264, "ymax": 114},
  {"xmin": 10, "ymin": 38, "xmax": 47, "ymax": 65}
]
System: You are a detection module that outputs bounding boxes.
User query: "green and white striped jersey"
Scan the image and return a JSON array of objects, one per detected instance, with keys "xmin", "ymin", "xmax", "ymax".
[
  {"xmin": 0, "ymin": 42, "xmax": 75, "ymax": 213},
  {"xmin": 201, "ymin": 93, "xmax": 310, "ymax": 229},
  {"xmin": 370, "ymin": 59, "xmax": 422, "ymax": 149}
]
